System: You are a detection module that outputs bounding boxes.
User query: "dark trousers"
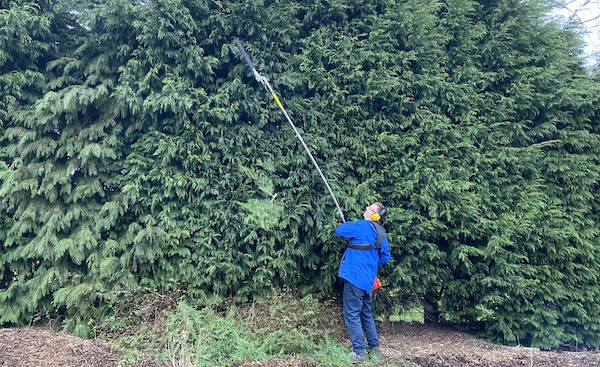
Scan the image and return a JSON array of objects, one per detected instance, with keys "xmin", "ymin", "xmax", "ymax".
[{"xmin": 343, "ymin": 279, "xmax": 379, "ymax": 355}]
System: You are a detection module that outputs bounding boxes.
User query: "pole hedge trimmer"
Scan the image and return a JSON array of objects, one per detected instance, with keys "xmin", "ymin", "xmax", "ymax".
[{"xmin": 235, "ymin": 40, "xmax": 346, "ymax": 223}]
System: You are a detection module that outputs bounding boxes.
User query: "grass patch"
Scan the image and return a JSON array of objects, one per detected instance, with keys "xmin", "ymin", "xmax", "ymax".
[{"xmin": 388, "ymin": 306, "xmax": 425, "ymax": 323}]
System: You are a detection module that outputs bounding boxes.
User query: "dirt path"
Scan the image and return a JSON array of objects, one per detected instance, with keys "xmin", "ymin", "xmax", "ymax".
[{"xmin": 0, "ymin": 325, "xmax": 598, "ymax": 367}]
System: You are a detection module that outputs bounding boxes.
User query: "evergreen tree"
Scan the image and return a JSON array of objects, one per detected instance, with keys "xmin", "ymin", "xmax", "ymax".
[
  {"xmin": 0, "ymin": 0, "xmax": 63, "ymax": 324},
  {"xmin": 0, "ymin": 0, "xmax": 132, "ymax": 334},
  {"xmin": 436, "ymin": 0, "xmax": 600, "ymax": 348}
]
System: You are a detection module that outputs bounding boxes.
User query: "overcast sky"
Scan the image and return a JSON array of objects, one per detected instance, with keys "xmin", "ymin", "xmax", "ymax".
[{"xmin": 553, "ymin": 0, "xmax": 600, "ymax": 64}]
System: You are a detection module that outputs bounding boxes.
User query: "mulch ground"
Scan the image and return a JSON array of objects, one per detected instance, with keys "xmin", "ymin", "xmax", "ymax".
[
  {"xmin": 0, "ymin": 327, "xmax": 163, "ymax": 367},
  {"xmin": 0, "ymin": 324, "xmax": 598, "ymax": 367},
  {"xmin": 378, "ymin": 323, "xmax": 599, "ymax": 367}
]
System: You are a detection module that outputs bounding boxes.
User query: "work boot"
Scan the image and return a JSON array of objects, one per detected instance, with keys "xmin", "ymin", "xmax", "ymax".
[{"xmin": 348, "ymin": 351, "xmax": 367, "ymax": 363}]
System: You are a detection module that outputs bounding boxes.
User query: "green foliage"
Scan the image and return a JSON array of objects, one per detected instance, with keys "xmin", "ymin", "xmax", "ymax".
[
  {"xmin": 0, "ymin": 0, "xmax": 598, "ymax": 351},
  {"xmin": 95, "ymin": 291, "xmax": 348, "ymax": 366},
  {"xmin": 0, "ymin": 0, "xmax": 131, "ymax": 326}
]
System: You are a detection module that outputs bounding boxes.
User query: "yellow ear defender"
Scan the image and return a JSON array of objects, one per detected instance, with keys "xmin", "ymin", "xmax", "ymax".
[{"xmin": 370, "ymin": 207, "xmax": 386, "ymax": 222}]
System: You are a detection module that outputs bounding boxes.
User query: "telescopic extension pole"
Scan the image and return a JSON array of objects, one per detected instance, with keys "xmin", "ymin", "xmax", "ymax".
[{"xmin": 235, "ymin": 40, "xmax": 346, "ymax": 223}]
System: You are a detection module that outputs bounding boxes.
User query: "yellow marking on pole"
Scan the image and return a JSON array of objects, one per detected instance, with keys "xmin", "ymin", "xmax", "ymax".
[{"xmin": 272, "ymin": 93, "xmax": 283, "ymax": 108}]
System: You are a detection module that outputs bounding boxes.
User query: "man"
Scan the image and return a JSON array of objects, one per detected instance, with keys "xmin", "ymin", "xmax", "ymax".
[{"xmin": 336, "ymin": 202, "xmax": 391, "ymax": 362}]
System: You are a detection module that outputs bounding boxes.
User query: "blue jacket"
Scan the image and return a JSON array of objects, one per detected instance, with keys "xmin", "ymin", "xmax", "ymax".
[{"xmin": 336, "ymin": 220, "xmax": 391, "ymax": 291}]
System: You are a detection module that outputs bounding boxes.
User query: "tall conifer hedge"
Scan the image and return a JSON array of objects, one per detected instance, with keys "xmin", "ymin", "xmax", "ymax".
[{"xmin": 1, "ymin": 0, "xmax": 598, "ymax": 348}]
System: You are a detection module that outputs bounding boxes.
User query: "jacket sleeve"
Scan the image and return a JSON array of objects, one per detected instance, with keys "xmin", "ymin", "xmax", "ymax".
[
  {"xmin": 378, "ymin": 237, "xmax": 391, "ymax": 266},
  {"xmin": 335, "ymin": 221, "xmax": 358, "ymax": 239}
]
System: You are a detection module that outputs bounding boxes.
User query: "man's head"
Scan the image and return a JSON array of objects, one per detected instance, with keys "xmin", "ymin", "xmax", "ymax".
[{"xmin": 363, "ymin": 202, "xmax": 386, "ymax": 222}]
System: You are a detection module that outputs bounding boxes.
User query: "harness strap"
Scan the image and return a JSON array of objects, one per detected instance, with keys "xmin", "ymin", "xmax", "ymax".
[
  {"xmin": 347, "ymin": 222, "xmax": 387, "ymax": 251},
  {"xmin": 348, "ymin": 243, "xmax": 376, "ymax": 250}
]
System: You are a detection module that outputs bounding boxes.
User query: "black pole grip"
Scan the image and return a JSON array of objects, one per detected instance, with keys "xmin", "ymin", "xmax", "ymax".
[{"xmin": 235, "ymin": 39, "xmax": 256, "ymax": 71}]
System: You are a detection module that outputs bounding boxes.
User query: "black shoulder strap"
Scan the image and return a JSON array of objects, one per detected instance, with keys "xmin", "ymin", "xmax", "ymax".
[{"xmin": 371, "ymin": 222, "xmax": 386, "ymax": 249}]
